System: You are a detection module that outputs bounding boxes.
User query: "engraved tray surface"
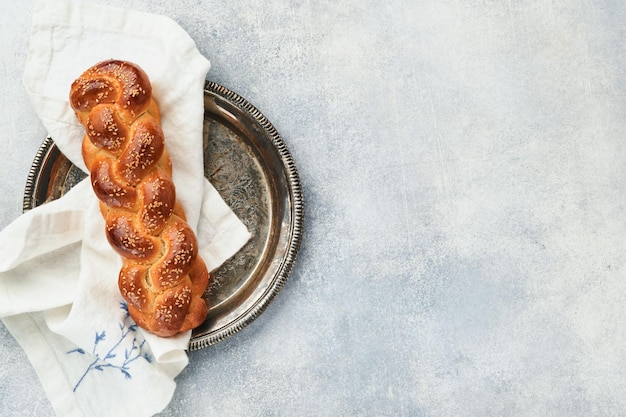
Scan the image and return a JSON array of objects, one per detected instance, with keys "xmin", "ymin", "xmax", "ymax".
[{"xmin": 23, "ymin": 81, "xmax": 303, "ymax": 351}]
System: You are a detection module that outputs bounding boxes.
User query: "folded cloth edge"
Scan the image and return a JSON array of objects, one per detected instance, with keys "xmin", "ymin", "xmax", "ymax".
[{"xmin": 0, "ymin": 180, "xmax": 90, "ymax": 272}]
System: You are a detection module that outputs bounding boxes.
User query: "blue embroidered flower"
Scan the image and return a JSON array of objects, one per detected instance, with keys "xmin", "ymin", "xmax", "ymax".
[{"xmin": 67, "ymin": 302, "xmax": 152, "ymax": 391}]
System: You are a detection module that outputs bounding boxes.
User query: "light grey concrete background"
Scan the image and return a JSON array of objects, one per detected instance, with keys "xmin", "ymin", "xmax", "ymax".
[{"xmin": 2, "ymin": 0, "xmax": 626, "ymax": 416}]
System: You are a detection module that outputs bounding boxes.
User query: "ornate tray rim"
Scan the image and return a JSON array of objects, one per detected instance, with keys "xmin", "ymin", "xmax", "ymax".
[{"xmin": 22, "ymin": 81, "xmax": 304, "ymax": 351}]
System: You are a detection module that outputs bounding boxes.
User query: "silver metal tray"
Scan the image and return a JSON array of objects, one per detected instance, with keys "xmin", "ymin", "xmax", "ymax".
[{"xmin": 22, "ymin": 81, "xmax": 303, "ymax": 351}]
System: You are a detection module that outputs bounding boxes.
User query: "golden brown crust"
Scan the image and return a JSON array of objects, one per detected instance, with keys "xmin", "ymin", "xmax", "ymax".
[{"xmin": 70, "ymin": 59, "xmax": 209, "ymax": 337}]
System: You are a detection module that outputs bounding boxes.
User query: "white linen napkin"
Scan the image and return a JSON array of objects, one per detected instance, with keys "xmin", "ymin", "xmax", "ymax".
[{"xmin": 0, "ymin": 1, "xmax": 251, "ymax": 416}]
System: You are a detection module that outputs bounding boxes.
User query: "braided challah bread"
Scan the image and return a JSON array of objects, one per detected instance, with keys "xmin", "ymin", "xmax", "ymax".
[{"xmin": 70, "ymin": 59, "xmax": 209, "ymax": 337}]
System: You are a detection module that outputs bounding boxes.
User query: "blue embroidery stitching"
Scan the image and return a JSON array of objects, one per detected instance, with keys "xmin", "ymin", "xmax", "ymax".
[{"xmin": 67, "ymin": 302, "xmax": 152, "ymax": 392}]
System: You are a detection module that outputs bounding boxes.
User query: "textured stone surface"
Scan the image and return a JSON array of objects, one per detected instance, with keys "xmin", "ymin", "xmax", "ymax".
[{"xmin": 2, "ymin": 0, "xmax": 626, "ymax": 416}]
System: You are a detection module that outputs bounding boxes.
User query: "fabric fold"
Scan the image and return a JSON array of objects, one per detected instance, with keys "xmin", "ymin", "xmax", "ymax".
[{"xmin": 0, "ymin": 180, "xmax": 89, "ymax": 272}]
